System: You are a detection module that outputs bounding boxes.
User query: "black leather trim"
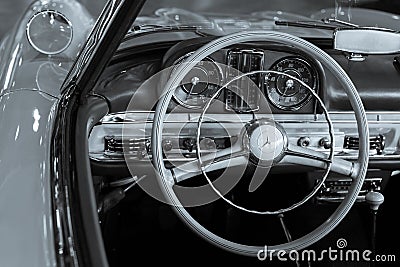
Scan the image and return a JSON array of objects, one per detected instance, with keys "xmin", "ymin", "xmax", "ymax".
[{"xmin": 324, "ymin": 51, "xmax": 400, "ymax": 111}]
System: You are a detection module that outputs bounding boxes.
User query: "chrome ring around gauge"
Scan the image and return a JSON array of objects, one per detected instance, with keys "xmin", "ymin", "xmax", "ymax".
[
  {"xmin": 26, "ymin": 10, "xmax": 73, "ymax": 55},
  {"xmin": 172, "ymin": 54, "xmax": 223, "ymax": 109},
  {"xmin": 265, "ymin": 57, "xmax": 318, "ymax": 110}
]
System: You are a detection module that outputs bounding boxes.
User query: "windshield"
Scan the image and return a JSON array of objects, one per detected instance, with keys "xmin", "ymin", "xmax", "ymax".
[
  {"xmin": 136, "ymin": 0, "xmax": 400, "ymax": 34},
  {"xmin": 140, "ymin": 0, "xmax": 400, "ymax": 16},
  {"xmin": 140, "ymin": 0, "xmax": 336, "ymax": 16}
]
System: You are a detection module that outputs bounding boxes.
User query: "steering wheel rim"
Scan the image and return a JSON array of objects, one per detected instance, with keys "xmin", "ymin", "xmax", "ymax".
[{"xmin": 152, "ymin": 31, "xmax": 369, "ymax": 256}]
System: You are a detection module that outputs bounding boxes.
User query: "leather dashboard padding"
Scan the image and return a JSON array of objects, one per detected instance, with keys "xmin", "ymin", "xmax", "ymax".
[
  {"xmin": 97, "ymin": 44, "xmax": 400, "ymax": 113},
  {"xmin": 324, "ymin": 50, "xmax": 400, "ymax": 111},
  {"xmin": 98, "ymin": 61, "xmax": 160, "ymax": 113}
]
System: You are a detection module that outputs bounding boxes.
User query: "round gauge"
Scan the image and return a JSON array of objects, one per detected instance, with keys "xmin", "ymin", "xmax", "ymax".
[
  {"xmin": 265, "ymin": 57, "xmax": 317, "ymax": 110},
  {"xmin": 173, "ymin": 54, "xmax": 223, "ymax": 109},
  {"xmin": 27, "ymin": 10, "xmax": 73, "ymax": 55}
]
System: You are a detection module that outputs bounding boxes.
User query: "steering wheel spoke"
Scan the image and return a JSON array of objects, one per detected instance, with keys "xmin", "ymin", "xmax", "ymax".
[
  {"xmin": 282, "ymin": 143, "xmax": 357, "ymax": 179},
  {"xmin": 172, "ymin": 141, "xmax": 249, "ymax": 184}
]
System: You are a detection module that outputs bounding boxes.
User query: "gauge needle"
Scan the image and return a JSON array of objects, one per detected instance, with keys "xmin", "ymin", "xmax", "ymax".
[
  {"xmin": 282, "ymin": 79, "xmax": 294, "ymax": 96},
  {"xmin": 262, "ymin": 137, "xmax": 271, "ymax": 148},
  {"xmin": 186, "ymin": 76, "xmax": 200, "ymax": 100}
]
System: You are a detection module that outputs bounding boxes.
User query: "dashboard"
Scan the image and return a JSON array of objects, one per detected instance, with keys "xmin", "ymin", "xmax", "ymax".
[{"xmin": 89, "ymin": 37, "xmax": 400, "ymax": 192}]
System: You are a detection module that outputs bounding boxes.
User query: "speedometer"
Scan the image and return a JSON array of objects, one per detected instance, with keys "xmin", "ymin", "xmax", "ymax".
[
  {"xmin": 265, "ymin": 57, "xmax": 317, "ymax": 111},
  {"xmin": 172, "ymin": 54, "xmax": 223, "ymax": 109}
]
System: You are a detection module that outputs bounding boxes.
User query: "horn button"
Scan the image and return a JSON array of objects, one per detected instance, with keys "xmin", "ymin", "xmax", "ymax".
[{"xmin": 247, "ymin": 120, "xmax": 287, "ymax": 162}]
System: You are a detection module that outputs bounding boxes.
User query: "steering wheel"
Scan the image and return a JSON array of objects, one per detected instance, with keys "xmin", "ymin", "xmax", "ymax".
[{"xmin": 151, "ymin": 31, "xmax": 369, "ymax": 255}]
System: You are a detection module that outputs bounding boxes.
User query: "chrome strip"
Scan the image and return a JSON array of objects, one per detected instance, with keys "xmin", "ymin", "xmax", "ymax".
[{"xmin": 50, "ymin": 0, "xmax": 146, "ymax": 266}]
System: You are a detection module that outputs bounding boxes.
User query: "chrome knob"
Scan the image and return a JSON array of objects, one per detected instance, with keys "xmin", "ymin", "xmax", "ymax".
[
  {"xmin": 162, "ymin": 140, "xmax": 173, "ymax": 152},
  {"xmin": 298, "ymin": 137, "xmax": 311, "ymax": 147},
  {"xmin": 319, "ymin": 137, "xmax": 332, "ymax": 149}
]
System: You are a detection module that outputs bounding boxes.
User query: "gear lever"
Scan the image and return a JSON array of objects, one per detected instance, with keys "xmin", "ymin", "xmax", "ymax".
[{"xmin": 365, "ymin": 191, "xmax": 384, "ymax": 266}]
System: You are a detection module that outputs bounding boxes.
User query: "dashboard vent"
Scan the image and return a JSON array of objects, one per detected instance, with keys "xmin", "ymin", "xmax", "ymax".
[
  {"xmin": 104, "ymin": 136, "xmax": 149, "ymax": 159},
  {"xmin": 343, "ymin": 135, "xmax": 385, "ymax": 155}
]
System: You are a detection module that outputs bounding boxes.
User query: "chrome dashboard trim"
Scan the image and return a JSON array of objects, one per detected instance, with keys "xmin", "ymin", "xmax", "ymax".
[
  {"xmin": 100, "ymin": 111, "xmax": 400, "ymax": 124},
  {"xmin": 50, "ymin": 0, "xmax": 146, "ymax": 266},
  {"xmin": 90, "ymin": 110, "xmax": 400, "ymax": 163}
]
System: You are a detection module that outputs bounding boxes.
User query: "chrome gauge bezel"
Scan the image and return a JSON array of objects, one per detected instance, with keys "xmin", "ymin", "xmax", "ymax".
[
  {"xmin": 26, "ymin": 9, "xmax": 73, "ymax": 55},
  {"xmin": 172, "ymin": 53, "xmax": 224, "ymax": 109},
  {"xmin": 265, "ymin": 56, "xmax": 319, "ymax": 111}
]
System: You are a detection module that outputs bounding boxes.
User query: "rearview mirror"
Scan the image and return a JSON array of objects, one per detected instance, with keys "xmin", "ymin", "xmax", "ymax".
[{"xmin": 334, "ymin": 28, "xmax": 400, "ymax": 55}]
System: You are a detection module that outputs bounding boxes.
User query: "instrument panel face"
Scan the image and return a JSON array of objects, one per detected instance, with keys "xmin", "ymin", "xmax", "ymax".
[
  {"xmin": 170, "ymin": 48, "xmax": 320, "ymax": 113},
  {"xmin": 225, "ymin": 49, "xmax": 264, "ymax": 112},
  {"xmin": 172, "ymin": 54, "xmax": 223, "ymax": 109},
  {"xmin": 265, "ymin": 57, "xmax": 318, "ymax": 111}
]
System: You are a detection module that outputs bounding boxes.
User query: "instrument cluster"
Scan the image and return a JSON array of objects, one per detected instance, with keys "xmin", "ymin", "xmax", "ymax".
[{"xmin": 171, "ymin": 48, "xmax": 319, "ymax": 113}]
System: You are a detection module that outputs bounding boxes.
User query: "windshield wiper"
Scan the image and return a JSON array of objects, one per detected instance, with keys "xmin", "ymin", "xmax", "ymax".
[
  {"xmin": 322, "ymin": 18, "xmax": 359, "ymax": 28},
  {"xmin": 275, "ymin": 20, "xmax": 337, "ymax": 30},
  {"xmin": 275, "ymin": 18, "xmax": 358, "ymax": 31},
  {"xmin": 123, "ymin": 25, "xmax": 212, "ymax": 42}
]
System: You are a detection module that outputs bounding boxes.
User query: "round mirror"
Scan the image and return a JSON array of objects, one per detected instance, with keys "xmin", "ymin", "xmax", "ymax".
[{"xmin": 27, "ymin": 10, "xmax": 73, "ymax": 55}]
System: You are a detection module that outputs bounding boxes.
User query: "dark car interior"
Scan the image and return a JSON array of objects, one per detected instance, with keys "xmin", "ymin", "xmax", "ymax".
[{"xmin": 73, "ymin": 1, "xmax": 400, "ymax": 266}]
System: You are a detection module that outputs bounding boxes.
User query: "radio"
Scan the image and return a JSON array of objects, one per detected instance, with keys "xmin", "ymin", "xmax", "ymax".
[{"xmin": 316, "ymin": 177, "xmax": 382, "ymax": 203}]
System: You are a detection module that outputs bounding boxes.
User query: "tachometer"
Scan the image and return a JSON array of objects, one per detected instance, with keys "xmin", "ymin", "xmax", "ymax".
[
  {"xmin": 265, "ymin": 57, "xmax": 317, "ymax": 110},
  {"xmin": 173, "ymin": 54, "xmax": 223, "ymax": 109}
]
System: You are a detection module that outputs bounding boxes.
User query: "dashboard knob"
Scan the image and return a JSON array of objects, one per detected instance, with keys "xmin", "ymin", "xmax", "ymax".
[
  {"xmin": 162, "ymin": 140, "xmax": 173, "ymax": 152},
  {"xmin": 319, "ymin": 137, "xmax": 332, "ymax": 149},
  {"xmin": 183, "ymin": 138, "xmax": 196, "ymax": 152},
  {"xmin": 298, "ymin": 137, "xmax": 311, "ymax": 147},
  {"xmin": 201, "ymin": 138, "xmax": 216, "ymax": 150}
]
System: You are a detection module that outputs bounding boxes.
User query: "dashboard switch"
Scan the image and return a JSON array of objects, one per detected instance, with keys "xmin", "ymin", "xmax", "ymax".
[
  {"xmin": 298, "ymin": 137, "xmax": 311, "ymax": 147},
  {"xmin": 319, "ymin": 137, "xmax": 332, "ymax": 149},
  {"xmin": 183, "ymin": 138, "xmax": 196, "ymax": 152},
  {"xmin": 162, "ymin": 140, "xmax": 173, "ymax": 152}
]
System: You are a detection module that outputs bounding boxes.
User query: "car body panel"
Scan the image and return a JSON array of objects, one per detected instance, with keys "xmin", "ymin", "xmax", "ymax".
[
  {"xmin": 0, "ymin": 1, "xmax": 93, "ymax": 266},
  {"xmin": 0, "ymin": 0, "xmax": 93, "ymax": 98},
  {"xmin": 0, "ymin": 90, "xmax": 58, "ymax": 267}
]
